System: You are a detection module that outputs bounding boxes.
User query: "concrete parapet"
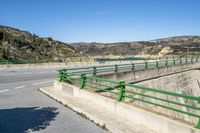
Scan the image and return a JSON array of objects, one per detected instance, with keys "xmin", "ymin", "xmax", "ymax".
[
  {"xmin": 0, "ymin": 60, "xmax": 139, "ymax": 71},
  {"xmin": 98, "ymin": 62, "xmax": 200, "ymax": 84},
  {"xmin": 44, "ymin": 80, "xmax": 200, "ymax": 133}
]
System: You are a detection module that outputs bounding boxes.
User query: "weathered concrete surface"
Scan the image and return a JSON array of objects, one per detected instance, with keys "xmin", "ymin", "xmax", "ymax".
[
  {"xmin": 98, "ymin": 62, "xmax": 200, "ymax": 84},
  {"xmin": 0, "ymin": 60, "xmax": 143, "ymax": 71},
  {"xmin": 131, "ymin": 69, "xmax": 200, "ymax": 124},
  {"xmin": 39, "ymin": 84, "xmax": 156, "ymax": 133},
  {"xmin": 135, "ymin": 69, "xmax": 200, "ymax": 96},
  {"xmin": 40, "ymin": 81, "xmax": 200, "ymax": 133},
  {"xmin": 96, "ymin": 62, "xmax": 200, "ymax": 127}
]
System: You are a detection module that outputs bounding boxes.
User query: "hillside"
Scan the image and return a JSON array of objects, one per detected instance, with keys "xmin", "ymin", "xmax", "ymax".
[
  {"xmin": 0, "ymin": 25, "xmax": 79, "ymax": 62},
  {"xmin": 1, "ymin": 25, "xmax": 200, "ymax": 62},
  {"xmin": 71, "ymin": 36, "xmax": 200, "ymax": 57}
]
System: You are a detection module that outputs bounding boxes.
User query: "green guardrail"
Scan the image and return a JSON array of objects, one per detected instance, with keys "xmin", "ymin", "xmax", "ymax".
[
  {"xmin": 58, "ymin": 57, "xmax": 200, "ymax": 129},
  {"xmin": 62, "ymin": 57, "xmax": 199, "ymax": 77}
]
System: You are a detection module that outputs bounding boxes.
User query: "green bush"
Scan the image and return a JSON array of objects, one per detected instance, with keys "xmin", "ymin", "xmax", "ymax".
[
  {"xmin": 47, "ymin": 37, "xmax": 53, "ymax": 41},
  {"xmin": 0, "ymin": 47, "xmax": 4, "ymax": 54},
  {"xmin": 0, "ymin": 32, "xmax": 3, "ymax": 41}
]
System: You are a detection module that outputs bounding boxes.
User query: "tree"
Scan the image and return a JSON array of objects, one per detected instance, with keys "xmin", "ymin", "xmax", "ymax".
[
  {"xmin": 0, "ymin": 32, "xmax": 3, "ymax": 41},
  {"xmin": 47, "ymin": 37, "xmax": 53, "ymax": 41}
]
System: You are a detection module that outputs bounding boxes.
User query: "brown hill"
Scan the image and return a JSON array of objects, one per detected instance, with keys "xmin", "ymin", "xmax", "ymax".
[
  {"xmin": 0, "ymin": 25, "xmax": 79, "ymax": 62},
  {"xmin": 71, "ymin": 36, "xmax": 200, "ymax": 57}
]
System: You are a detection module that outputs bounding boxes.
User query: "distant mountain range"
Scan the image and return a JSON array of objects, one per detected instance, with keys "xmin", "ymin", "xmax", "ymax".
[
  {"xmin": 70, "ymin": 36, "xmax": 200, "ymax": 57},
  {"xmin": 1, "ymin": 25, "xmax": 200, "ymax": 62}
]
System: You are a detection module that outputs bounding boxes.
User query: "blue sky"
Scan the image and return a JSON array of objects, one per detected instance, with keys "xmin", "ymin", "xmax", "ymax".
[{"xmin": 0, "ymin": 0, "xmax": 200, "ymax": 43}]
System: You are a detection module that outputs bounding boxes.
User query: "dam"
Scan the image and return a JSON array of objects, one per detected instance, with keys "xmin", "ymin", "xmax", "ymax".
[{"xmin": 40, "ymin": 57, "xmax": 200, "ymax": 133}]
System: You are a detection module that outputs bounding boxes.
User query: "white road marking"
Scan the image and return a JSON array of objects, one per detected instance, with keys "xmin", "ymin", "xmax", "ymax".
[
  {"xmin": 0, "ymin": 89, "xmax": 9, "ymax": 93},
  {"xmin": 3, "ymin": 74, "xmax": 17, "ymax": 76},
  {"xmin": 14, "ymin": 85, "xmax": 25, "ymax": 90},
  {"xmin": 2, "ymin": 72, "xmax": 31, "ymax": 76},
  {"xmin": 32, "ymin": 80, "xmax": 52, "ymax": 85},
  {"xmin": 38, "ymin": 71, "xmax": 47, "ymax": 73},
  {"xmin": 22, "ymin": 72, "xmax": 32, "ymax": 75}
]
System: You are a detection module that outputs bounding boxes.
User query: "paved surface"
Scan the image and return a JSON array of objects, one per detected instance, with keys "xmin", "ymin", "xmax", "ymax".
[{"xmin": 0, "ymin": 67, "xmax": 108, "ymax": 133}]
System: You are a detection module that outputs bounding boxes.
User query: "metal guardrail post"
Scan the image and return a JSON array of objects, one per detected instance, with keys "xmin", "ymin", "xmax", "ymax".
[
  {"xmin": 145, "ymin": 62, "xmax": 148, "ymax": 69},
  {"xmin": 59, "ymin": 69, "xmax": 67, "ymax": 82},
  {"xmin": 197, "ymin": 119, "xmax": 200, "ymax": 129},
  {"xmin": 131, "ymin": 63, "xmax": 135, "ymax": 71},
  {"xmin": 173, "ymin": 59, "xmax": 175, "ymax": 65},
  {"xmin": 192, "ymin": 55, "xmax": 193, "ymax": 63},
  {"xmin": 118, "ymin": 81, "xmax": 125, "ymax": 102},
  {"xmin": 156, "ymin": 61, "xmax": 159, "ymax": 67},
  {"xmin": 166, "ymin": 60, "xmax": 168, "ymax": 66},
  {"xmin": 115, "ymin": 64, "xmax": 118, "ymax": 73},
  {"xmin": 80, "ymin": 74, "xmax": 86, "ymax": 89},
  {"xmin": 180, "ymin": 58, "xmax": 182, "ymax": 65},
  {"xmin": 93, "ymin": 66, "xmax": 96, "ymax": 76},
  {"xmin": 196, "ymin": 97, "xmax": 200, "ymax": 129},
  {"xmin": 191, "ymin": 57, "xmax": 193, "ymax": 63}
]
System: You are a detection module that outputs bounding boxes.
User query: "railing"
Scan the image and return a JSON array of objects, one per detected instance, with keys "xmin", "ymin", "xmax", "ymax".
[
  {"xmin": 58, "ymin": 57, "xmax": 200, "ymax": 129},
  {"xmin": 61, "ymin": 57, "xmax": 199, "ymax": 76},
  {"xmin": 70, "ymin": 74, "xmax": 200, "ymax": 129}
]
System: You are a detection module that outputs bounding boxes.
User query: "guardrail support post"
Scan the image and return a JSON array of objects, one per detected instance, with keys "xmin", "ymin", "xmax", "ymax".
[
  {"xmin": 59, "ymin": 69, "xmax": 66, "ymax": 82},
  {"xmin": 173, "ymin": 59, "xmax": 175, "ymax": 65},
  {"xmin": 186, "ymin": 57, "xmax": 188, "ymax": 64},
  {"xmin": 131, "ymin": 63, "xmax": 135, "ymax": 71},
  {"xmin": 93, "ymin": 66, "xmax": 96, "ymax": 76},
  {"xmin": 180, "ymin": 58, "xmax": 182, "ymax": 65},
  {"xmin": 156, "ymin": 61, "xmax": 159, "ymax": 68},
  {"xmin": 118, "ymin": 81, "xmax": 125, "ymax": 102},
  {"xmin": 166, "ymin": 60, "xmax": 168, "ymax": 66},
  {"xmin": 196, "ymin": 118, "xmax": 200, "ymax": 129},
  {"xmin": 80, "ymin": 74, "xmax": 86, "ymax": 89},
  {"xmin": 145, "ymin": 62, "xmax": 148, "ymax": 69},
  {"xmin": 191, "ymin": 56, "xmax": 193, "ymax": 63},
  {"xmin": 115, "ymin": 64, "xmax": 118, "ymax": 73}
]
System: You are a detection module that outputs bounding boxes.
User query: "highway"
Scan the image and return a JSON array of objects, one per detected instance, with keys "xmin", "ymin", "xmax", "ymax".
[{"xmin": 0, "ymin": 67, "xmax": 107, "ymax": 133}]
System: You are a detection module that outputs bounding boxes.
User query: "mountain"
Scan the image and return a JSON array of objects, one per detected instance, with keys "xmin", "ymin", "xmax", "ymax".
[
  {"xmin": 1, "ymin": 25, "xmax": 200, "ymax": 62},
  {"xmin": 70, "ymin": 36, "xmax": 200, "ymax": 57},
  {"xmin": 0, "ymin": 25, "xmax": 79, "ymax": 62}
]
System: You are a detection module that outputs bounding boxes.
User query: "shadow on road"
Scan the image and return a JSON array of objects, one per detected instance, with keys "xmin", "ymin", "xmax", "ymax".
[{"xmin": 0, "ymin": 107, "xmax": 59, "ymax": 133}]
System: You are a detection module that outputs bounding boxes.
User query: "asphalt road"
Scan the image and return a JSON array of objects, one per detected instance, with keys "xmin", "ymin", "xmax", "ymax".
[{"xmin": 0, "ymin": 67, "xmax": 108, "ymax": 133}]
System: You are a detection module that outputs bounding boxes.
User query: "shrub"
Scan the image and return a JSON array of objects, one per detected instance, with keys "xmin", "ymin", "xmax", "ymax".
[
  {"xmin": 47, "ymin": 37, "xmax": 53, "ymax": 41},
  {"xmin": 0, "ymin": 32, "xmax": 3, "ymax": 41}
]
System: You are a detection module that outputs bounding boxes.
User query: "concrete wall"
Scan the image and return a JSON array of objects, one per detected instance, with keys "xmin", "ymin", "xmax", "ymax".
[
  {"xmin": 54, "ymin": 80, "xmax": 200, "ymax": 133},
  {"xmin": 130, "ymin": 69, "xmax": 200, "ymax": 124},
  {"xmin": 95, "ymin": 62, "xmax": 200, "ymax": 126},
  {"xmin": 0, "ymin": 60, "xmax": 146, "ymax": 71},
  {"xmin": 98, "ymin": 62, "xmax": 200, "ymax": 84}
]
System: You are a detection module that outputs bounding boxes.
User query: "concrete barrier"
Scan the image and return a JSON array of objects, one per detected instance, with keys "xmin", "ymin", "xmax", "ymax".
[
  {"xmin": 98, "ymin": 62, "xmax": 200, "ymax": 84},
  {"xmin": 0, "ymin": 60, "xmax": 145, "ymax": 71},
  {"xmin": 51, "ymin": 80, "xmax": 200, "ymax": 133}
]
